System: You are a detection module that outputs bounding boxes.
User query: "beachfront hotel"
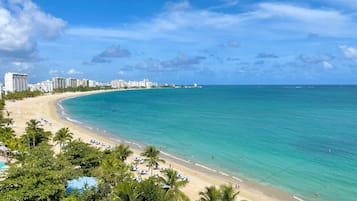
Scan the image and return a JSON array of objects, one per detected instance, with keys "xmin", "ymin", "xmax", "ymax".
[
  {"xmin": 4, "ymin": 72, "xmax": 28, "ymax": 93},
  {"xmin": 111, "ymin": 80, "xmax": 126, "ymax": 88},
  {"xmin": 88, "ymin": 80, "xmax": 97, "ymax": 87},
  {"xmin": 29, "ymin": 80, "xmax": 54, "ymax": 92},
  {"xmin": 66, "ymin": 78, "xmax": 77, "ymax": 88},
  {"xmin": 129, "ymin": 79, "xmax": 157, "ymax": 88},
  {"xmin": 53, "ymin": 77, "xmax": 66, "ymax": 89},
  {"xmin": 77, "ymin": 79, "xmax": 89, "ymax": 87}
]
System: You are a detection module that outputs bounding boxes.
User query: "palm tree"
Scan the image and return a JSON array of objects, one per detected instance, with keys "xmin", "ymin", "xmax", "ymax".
[
  {"xmin": 96, "ymin": 157, "xmax": 131, "ymax": 187},
  {"xmin": 141, "ymin": 145, "xmax": 165, "ymax": 175},
  {"xmin": 220, "ymin": 185, "xmax": 239, "ymax": 201},
  {"xmin": 0, "ymin": 126, "xmax": 15, "ymax": 143},
  {"xmin": 111, "ymin": 181, "xmax": 141, "ymax": 201},
  {"xmin": 25, "ymin": 119, "xmax": 44, "ymax": 148},
  {"xmin": 113, "ymin": 144, "xmax": 133, "ymax": 161},
  {"xmin": 199, "ymin": 186, "xmax": 221, "ymax": 201},
  {"xmin": 160, "ymin": 168, "xmax": 189, "ymax": 201},
  {"xmin": 54, "ymin": 128, "xmax": 73, "ymax": 153}
]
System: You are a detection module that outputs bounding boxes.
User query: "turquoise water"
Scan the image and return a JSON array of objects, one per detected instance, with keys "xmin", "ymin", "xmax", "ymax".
[{"xmin": 62, "ymin": 86, "xmax": 357, "ymax": 201}]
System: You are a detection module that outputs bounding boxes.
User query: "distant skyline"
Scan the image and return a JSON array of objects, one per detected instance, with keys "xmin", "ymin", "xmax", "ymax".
[{"xmin": 1, "ymin": 0, "xmax": 357, "ymax": 84}]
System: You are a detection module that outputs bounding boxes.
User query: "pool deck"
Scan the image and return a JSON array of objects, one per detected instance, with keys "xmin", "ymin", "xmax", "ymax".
[{"xmin": 0, "ymin": 155, "xmax": 6, "ymax": 163}]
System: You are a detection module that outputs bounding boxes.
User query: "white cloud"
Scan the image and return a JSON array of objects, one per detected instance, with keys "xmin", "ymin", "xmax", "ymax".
[
  {"xmin": 123, "ymin": 55, "xmax": 206, "ymax": 72},
  {"xmin": 49, "ymin": 69, "xmax": 61, "ymax": 75},
  {"xmin": 322, "ymin": 61, "xmax": 333, "ymax": 69},
  {"xmin": 12, "ymin": 61, "xmax": 31, "ymax": 70},
  {"xmin": 67, "ymin": 2, "xmax": 357, "ymax": 42},
  {"xmin": 339, "ymin": 45, "xmax": 357, "ymax": 59},
  {"xmin": 226, "ymin": 41, "xmax": 240, "ymax": 48},
  {"xmin": 67, "ymin": 7, "xmax": 242, "ymax": 41},
  {"xmin": 67, "ymin": 68, "xmax": 82, "ymax": 75},
  {"xmin": 252, "ymin": 3, "xmax": 355, "ymax": 38},
  {"xmin": 208, "ymin": 0, "xmax": 239, "ymax": 10},
  {"xmin": 0, "ymin": 0, "xmax": 66, "ymax": 62},
  {"xmin": 257, "ymin": 3, "xmax": 347, "ymax": 22}
]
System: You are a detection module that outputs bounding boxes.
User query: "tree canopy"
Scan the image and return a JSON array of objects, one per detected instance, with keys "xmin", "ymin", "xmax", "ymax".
[{"xmin": 0, "ymin": 108, "xmax": 240, "ymax": 201}]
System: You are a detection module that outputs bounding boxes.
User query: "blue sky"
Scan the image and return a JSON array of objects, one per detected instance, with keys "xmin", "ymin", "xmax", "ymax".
[{"xmin": 1, "ymin": 0, "xmax": 357, "ymax": 84}]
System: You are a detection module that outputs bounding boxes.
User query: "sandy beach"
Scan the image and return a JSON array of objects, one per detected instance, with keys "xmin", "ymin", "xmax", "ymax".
[{"xmin": 4, "ymin": 90, "xmax": 296, "ymax": 201}]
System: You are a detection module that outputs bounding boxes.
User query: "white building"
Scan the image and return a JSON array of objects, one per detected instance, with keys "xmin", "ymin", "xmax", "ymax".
[
  {"xmin": 77, "ymin": 79, "xmax": 89, "ymax": 87},
  {"xmin": 111, "ymin": 80, "xmax": 127, "ymax": 88},
  {"xmin": 127, "ymin": 81, "xmax": 141, "ymax": 88},
  {"xmin": 96, "ymin": 82, "xmax": 110, "ymax": 87},
  {"xmin": 66, "ymin": 78, "xmax": 77, "ymax": 88},
  {"xmin": 88, "ymin": 80, "xmax": 97, "ymax": 87},
  {"xmin": 127, "ymin": 79, "xmax": 157, "ymax": 88},
  {"xmin": 38, "ymin": 80, "xmax": 54, "ymax": 92},
  {"xmin": 52, "ymin": 77, "xmax": 66, "ymax": 89},
  {"xmin": 4, "ymin": 72, "xmax": 28, "ymax": 92}
]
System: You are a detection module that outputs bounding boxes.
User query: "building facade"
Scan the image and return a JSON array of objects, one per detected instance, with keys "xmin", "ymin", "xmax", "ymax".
[
  {"xmin": 77, "ymin": 79, "xmax": 89, "ymax": 87},
  {"xmin": 111, "ymin": 80, "xmax": 127, "ymax": 88},
  {"xmin": 88, "ymin": 80, "xmax": 97, "ymax": 87},
  {"xmin": 4, "ymin": 72, "xmax": 28, "ymax": 92},
  {"xmin": 52, "ymin": 77, "xmax": 66, "ymax": 89},
  {"xmin": 66, "ymin": 78, "xmax": 77, "ymax": 88}
]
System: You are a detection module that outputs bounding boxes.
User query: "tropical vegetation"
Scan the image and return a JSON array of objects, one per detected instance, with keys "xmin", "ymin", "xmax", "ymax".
[
  {"xmin": 0, "ymin": 101, "xmax": 240, "ymax": 201},
  {"xmin": 3, "ymin": 90, "xmax": 44, "ymax": 100},
  {"xmin": 2, "ymin": 85, "xmax": 113, "ymax": 101},
  {"xmin": 141, "ymin": 145, "xmax": 165, "ymax": 175},
  {"xmin": 53, "ymin": 86, "xmax": 112, "ymax": 93},
  {"xmin": 199, "ymin": 185, "xmax": 240, "ymax": 201}
]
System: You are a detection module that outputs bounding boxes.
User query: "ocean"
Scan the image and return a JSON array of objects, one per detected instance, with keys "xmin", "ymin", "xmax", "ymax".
[{"xmin": 61, "ymin": 86, "xmax": 357, "ymax": 201}]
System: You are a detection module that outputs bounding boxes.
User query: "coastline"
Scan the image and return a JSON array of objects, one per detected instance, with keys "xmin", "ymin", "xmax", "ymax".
[{"xmin": 5, "ymin": 89, "xmax": 297, "ymax": 201}]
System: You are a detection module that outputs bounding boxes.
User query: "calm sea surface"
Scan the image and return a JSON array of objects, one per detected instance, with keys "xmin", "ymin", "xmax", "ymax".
[{"xmin": 62, "ymin": 86, "xmax": 357, "ymax": 201}]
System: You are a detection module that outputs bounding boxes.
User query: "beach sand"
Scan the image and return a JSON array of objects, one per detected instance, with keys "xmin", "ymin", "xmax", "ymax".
[{"xmin": 4, "ymin": 90, "xmax": 296, "ymax": 201}]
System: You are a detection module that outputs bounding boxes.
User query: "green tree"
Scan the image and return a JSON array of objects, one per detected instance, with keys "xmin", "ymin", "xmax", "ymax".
[
  {"xmin": 220, "ymin": 185, "xmax": 239, "ymax": 201},
  {"xmin": 3, "ymin": 90, "xmax": 44, "ymax": 100},
  {"xmin": 0, "ymin": 110, "xmax": 14, "ymax": 127},
  {"xmin": 141, "ymin": 145, "xmax": 165, "ymax": 175},
  {"xmin": 0, "ymin": 126, "xmax": 15, "ymax": 145},
  {"xmin": 111, "ymin": 181, "xmax": 141, "ymax": 201},
  {"xmin": 94, "ymin": 157, "xmax": 132, "ymax": 200},
  {"xmin": 199, "ymin": 186, "xmax": 221, "ymax": 201},
  {"xmin": 96, "ymin": 157, "xmax": 132, "ymax": 187},
  {"xmin": 160, "ymin": 168, "xmax": 189, "ymax": 201},
  {"xmin": 0, "ymin": 144, "xmax": 70, "ymax": 201},
  {"xmin": 22, "ymin": 119, "xmax": 51, "ymax": 148},
  {"xmin": 137, "ymin": 177, "xmax": 165, "ymax": 201},
  {"xmin": 63, "ymin": 140, "xmax": 102, "ymax": 175},
  {"xmin": 54, "ymin": 127, "xmax": 73, "ymax": 153},
  {"xmin": 63, "ymin": 187, "xmax": 100, "ymax": 201},
  {"xmin": 112, "ymin": 144, "xmax": 133, "ymax": 162}
]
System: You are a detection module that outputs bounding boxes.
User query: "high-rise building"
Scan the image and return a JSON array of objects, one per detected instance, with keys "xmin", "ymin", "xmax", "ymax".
[
  {"xmin": 52, "ymin": 77, "xmax": 66, "ymax": 89},
  {"xmin": 88, "ymin": 80, "xmax": 97, "ymax": 87},
  {"xmin": 111, "ymin": 80, "xmax": 127, "ymax": 88},
  {"xmin": 4, "ymin": 72, "xmax": 28, "ymax": 92},
  {"xmin": 77, "ymin": 79, "xmax": 89, "ymax": 87},
  {"xmin": 41, "ymin": 80, "xmax": 54, "ymax": 92},
  {"xmin": 29, "ymin": 80, "xmax": 54, "ymax": 92},
  {"xmin": 126, "ymin": 79, "xmax": 157, "ymax": 88},
  {"xmin": 66, "ymin": 78, "xmax": 77, "ymax": 88}
]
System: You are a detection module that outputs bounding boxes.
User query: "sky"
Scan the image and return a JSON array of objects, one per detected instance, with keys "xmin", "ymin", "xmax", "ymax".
[{"xmin": 1, "ymin": 0, "xmax": 357, "ymax": 84}]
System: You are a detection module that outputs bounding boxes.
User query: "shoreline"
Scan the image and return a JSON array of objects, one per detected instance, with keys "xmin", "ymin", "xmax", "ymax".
[{"xmin": 5, "ymin": 89, "xmax": 298, "ymax": 201}]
